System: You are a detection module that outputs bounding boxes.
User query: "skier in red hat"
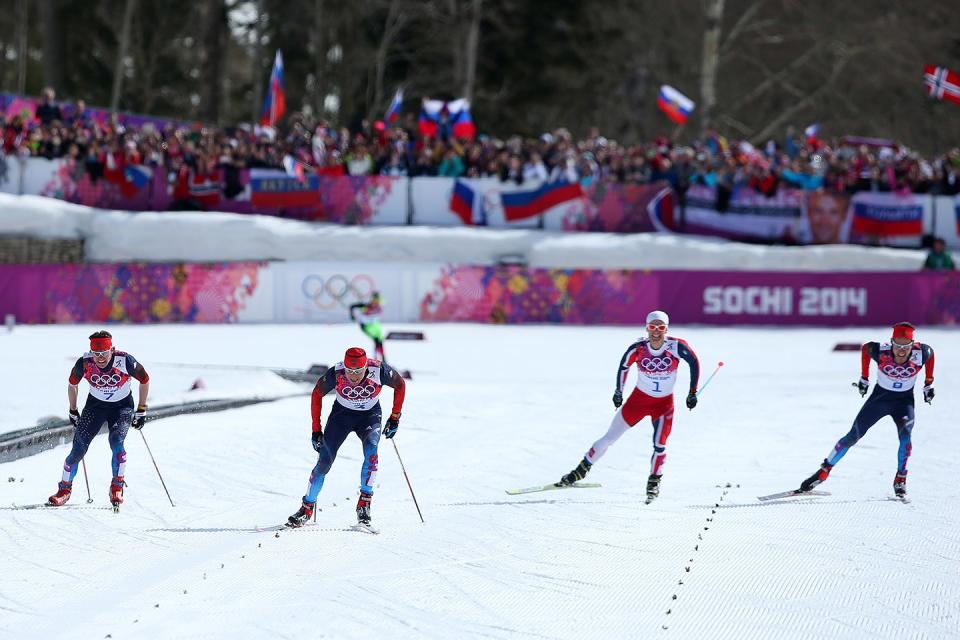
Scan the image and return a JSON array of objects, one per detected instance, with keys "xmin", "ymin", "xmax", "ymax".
[
  {"xmin": 798, "ymin": 322, "xmax": 935, "ymax": 499},
  {"xmin": 48, "ymin": 330, "xmax": 150, "ymax": 509},
  {"xmin": 287, "ymin": 346, "xmax": 406, "ymax": 528}
]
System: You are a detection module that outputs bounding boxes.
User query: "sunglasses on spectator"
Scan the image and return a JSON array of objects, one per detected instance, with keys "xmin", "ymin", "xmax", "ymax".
[
  {"xmin": 647, "ymin": 324, "xmax": 668, "ymax": 333},
  {"xmin": 344, "ymin": 366, "xmax": 366, "ymax": 376},
  {"xmin": 91, "ymin": 349, "xmax": 112, "ymax": 358}
]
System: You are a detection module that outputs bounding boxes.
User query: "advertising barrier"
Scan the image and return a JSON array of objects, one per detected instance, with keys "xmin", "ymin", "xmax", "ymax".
[{"xmin": 3, "ymin": 262, "xmax": 960, "ymax": 327}]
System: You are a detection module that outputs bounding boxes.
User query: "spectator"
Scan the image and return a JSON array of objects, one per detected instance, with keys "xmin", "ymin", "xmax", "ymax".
[
  {"xmin": 437, "ymin": 148, "xmax": 465, "ymax": 177},
  {"xmin": 35, "ymin": 87, "xmax": 63, "ymax": 126},
  {"xmin": 923, "ymin": 237, "xmax": 955, "ymax": 270}
]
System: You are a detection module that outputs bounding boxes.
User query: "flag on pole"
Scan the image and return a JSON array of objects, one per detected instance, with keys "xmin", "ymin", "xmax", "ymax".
[
  {"xmin": 657, "ymin": 86, "xmax": 695, "ymax": 125},
  {"xmin": 924, "ymin": 65, "xmax": 960, "ymax": 106},
  {"xmin": 260, "ymin": 50, "xmax": 286, "ymax": 126},
  {"xmin": 419, "ymin": 98, "xmax": 476, "ymax": 140},
  {"xmin": 385, "ymin": 88, "xmax": 404, "ymax": 124}
]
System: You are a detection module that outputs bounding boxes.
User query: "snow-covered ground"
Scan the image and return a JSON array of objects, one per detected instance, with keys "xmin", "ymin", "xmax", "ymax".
[{"xmin": 2, "ymin": 323, "xmax": 959, "ymax": 639}]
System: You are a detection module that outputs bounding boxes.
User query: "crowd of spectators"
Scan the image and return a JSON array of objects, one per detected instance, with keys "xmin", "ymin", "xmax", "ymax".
[{"xmin": 3, "ymin": 87, "xmax": 960, "ymax": 201}]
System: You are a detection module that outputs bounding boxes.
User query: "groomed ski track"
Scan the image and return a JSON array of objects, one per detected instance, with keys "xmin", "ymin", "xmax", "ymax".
[{"xmin": 1, "ymin": 324, "xmax": 959, "ymax": 639}]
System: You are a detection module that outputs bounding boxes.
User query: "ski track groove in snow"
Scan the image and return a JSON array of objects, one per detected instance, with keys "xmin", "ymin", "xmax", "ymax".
[{"xmin": 2, "ymin": 324, "xmax": 960, "ymax": 639}]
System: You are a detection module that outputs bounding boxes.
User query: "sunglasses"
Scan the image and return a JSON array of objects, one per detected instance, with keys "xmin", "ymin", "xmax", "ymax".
[
  {"xmin": 344, "ymin": 366, "xmax": 366, "ymax": 376},
  {"xmin": 891, "ymin": 341, "xmax": 912, "ymax": 351},
  {"xmin": 647, "ymin": 324, "xmax": 668, "ymax": 333},
  {"xmin": 91, "ymin": 349, "xmax": 112, "ymax": 358}
]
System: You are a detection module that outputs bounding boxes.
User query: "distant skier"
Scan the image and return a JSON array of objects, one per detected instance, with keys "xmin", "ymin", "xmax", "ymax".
[
  {"xmin": 557, "ymin": 310, "xmax": 700, "ymax": 503},
  {"xmin": 798, "ymin": 322, "xmax": 934, "ymax": 499},
  {"xmin": 48, "ymin": 331, "xmax": 150, "ymax": 508},
  {"xmin": 350, "ymin": 291, "xmax": 386, "ymax": 361},
  {"xmin": 287, "ymin": 347, "xmax": 406, "ymax": 528}
]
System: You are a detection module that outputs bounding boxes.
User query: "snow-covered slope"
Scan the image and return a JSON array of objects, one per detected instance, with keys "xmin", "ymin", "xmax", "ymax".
[
  {"xmin": 2, "ymin": 324, "xmax": 959, "ymax": 639},
  {"xmin": 0, "ymin": 192, "xmax": 932, "ymax": 270}
]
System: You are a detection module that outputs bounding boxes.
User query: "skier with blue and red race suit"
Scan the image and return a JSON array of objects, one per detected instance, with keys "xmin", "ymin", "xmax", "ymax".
[
  {"xmin": 798, "ymin": 322, "xmax": 935, "ymax": 499},
  {"xmin": 288, "ymin": 347, "xmax": 406, "ymax": 528},
  {"xmin": 557, "ymin": 310, "xmax": 700, "ymax": 503},
  {"xmin": 48, "ymin": 330, "xmax": 150, "ymax": 508}
]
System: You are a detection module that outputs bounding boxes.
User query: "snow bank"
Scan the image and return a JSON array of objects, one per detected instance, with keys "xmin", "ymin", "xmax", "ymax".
[{"xmin": 0, "ymin": 193, "xmax": 931, "ymax": 270}]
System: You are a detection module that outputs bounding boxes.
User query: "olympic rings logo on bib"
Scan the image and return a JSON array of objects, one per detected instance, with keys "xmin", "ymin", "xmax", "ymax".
[
  {"xmin": 882, "ymin": 365, "xmax": 917, "ymax": 379},
  {"xmin": 90, "ymin": 373, "xmax": 123, "ymax": 386},
  {"xmin": 341, "ymin": 383, "xmax": 378, "ymax": 400},
  {"xmin": 640, "ymin": 356, "xmax": 673, "ymax": 372}
]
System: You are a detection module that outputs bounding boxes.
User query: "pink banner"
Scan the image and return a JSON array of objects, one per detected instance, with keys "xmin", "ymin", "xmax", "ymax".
[
  {"xmin": 0, "ymin": 263, "xmax": 263, "ymax": 324},
  {"xmin": 421, "ymin": 267, "xmax": 960, "ymax": 326}
]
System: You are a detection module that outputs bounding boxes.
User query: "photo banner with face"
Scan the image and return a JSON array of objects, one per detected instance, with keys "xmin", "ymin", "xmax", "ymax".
[{"xmin": 800, "ymin": 191, "xmax": 852, "ymax": 245}]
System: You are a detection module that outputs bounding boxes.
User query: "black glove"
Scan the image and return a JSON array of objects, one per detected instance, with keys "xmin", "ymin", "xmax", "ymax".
[
  {"xmin": 311, "ymin": 429, "xmax": 324, "ymax": 452},
  {"xmin": 382, "ymin": 412, "xmax": 400, "ymax": 439},
  {"xmin": 68, "ymin": 408, "xmax": 80, "ymax": 427},
  {"xmin": 923, "ymin": 385, "xmax": 935, "ymax": 404},
  {"xmin": 132, "ymin": 405, "xmax": 147, "ymax": 430},
  {"xmin": 612, "ymin": 390, "xmax": 623, "ymax": 408},
  {"xmin": 854, "ymin": 377, "xmax": 869, "ymax": 397},
  {"xmin": 686, "ymin": 391, "xmax": 698, "ymax": 410}
]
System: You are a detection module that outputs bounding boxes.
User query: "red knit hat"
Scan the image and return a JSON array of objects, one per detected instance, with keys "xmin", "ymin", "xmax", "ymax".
[
  {"xmin": 90, "ymin": 336, "xmax": 113, "ymax": 351},
  {"xmin": 891, "ymin": 323, "xmax": 915, "ymax": 342},
  {"xmin": 344, "ymin": 347, "xmax": 368, "ymax": 370}
]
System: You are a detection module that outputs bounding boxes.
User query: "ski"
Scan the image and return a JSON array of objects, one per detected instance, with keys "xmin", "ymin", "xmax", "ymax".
[
  {"xmin": 505, "ymin": 482, "xmax": 602, "ymax": 496},
  {"xmin": 888, "ymin": 495, "xmax": 911, "ymax": 504},
  {"xmin": 757, "ymin": 489, "xmax": 831, "ymax": 502},
  {"xmin": 351, "ymin": 523, "xmax": 380, "ymax": 535},
  {"xmin": 8, "ymin": 503, "xmax": 111, "ymax": 511}
]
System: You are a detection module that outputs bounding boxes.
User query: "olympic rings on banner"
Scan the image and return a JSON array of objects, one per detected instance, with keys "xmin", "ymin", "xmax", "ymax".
[
  {"xmin": 882, "ymin": 365, "xmax": 917, "ymax": 379},
  {"xmin": 301, "ymin": 274, "xmax": 376, "ymax": 310},
  {"xmin": 90, "ymin": 373, "xmax": 123, "ymax": 386},
  {"xmin": 640, "ymin": 356, "xmax": 673, "ymax": 372}
]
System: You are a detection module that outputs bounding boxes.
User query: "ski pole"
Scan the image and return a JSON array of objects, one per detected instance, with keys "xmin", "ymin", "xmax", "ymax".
[
  {"xmin": 696, "ymin": 361, "xmax": 725, "ymax": 398},
  {"xmin": 139, "ymin": 430, "xmax": 175, "ymax": 507},
  {"xmin": 391, "ymin": 439, "xmax": 424, "ymax": 523},
  {"xmin": 81, "ymin": 458, "xmax": 93, "ymax": 503}
]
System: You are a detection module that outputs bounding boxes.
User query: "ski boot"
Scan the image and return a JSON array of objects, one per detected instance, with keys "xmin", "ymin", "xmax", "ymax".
[
  {"xmin": 893, "ymin": 473, "xmax": 907, "ymax": 500},
  {"xmin": 287, "ymin": 499, "xmax": 315, "ymax": 528},
  {"xmin": 48, "ymin": 481, "xmax": 73, "ymax": 506},
  {"xmin": 356, "ymin": 492, "xmax": 373, "ymax": 526},
  {"xmin": 799, "ymin": 459, "xmax": 833, "ymax": 492},
  {"xmin": 109, "ymin": 476, "xmax": 125, "ymax": 512},
  {"xmin": 556, "ymin": 458, "xmax": 592, "ymax": 487},
  {"xmin": 645, "ymin": 474, "xmax": 662, "ymax": 503}
]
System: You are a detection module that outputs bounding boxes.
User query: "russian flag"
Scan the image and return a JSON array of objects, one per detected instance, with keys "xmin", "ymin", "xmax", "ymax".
[
  {"xmin": 450, "ymin": 179, "xmax": 477, "ymax": 225},
  {"xmin": 419, "ymin": 98, "xmax": 476, "ymax": 140},
  {"xmin": 500, "ymin": 180, "xmax": 583, "ymax": 222},
  {"xmin": 851, "ymin": 197, "xmax": 923, "ymax": 237},
  {"xmin": 657, "ymin": 85, "xmax": 695, "ymax": 125},
  {"xmin": 260, "ymin": 50, "xmax": 286, "ymax": 126},
  {"xmin": 385, "ymin": 88, "xmax": 403, "ymax": 124}
]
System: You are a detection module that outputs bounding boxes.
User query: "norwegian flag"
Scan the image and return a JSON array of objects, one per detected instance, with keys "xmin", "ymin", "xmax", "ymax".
[{"xmin": 924, "ymin": 65, "xmax": 960, "ymax": 106}]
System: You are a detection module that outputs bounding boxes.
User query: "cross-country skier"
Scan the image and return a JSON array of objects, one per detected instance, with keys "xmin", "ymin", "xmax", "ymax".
[
  {"xmin": 557, "ymin": 310, "xmax": 700, "ymax": 502},
  {"xmin": 798, "ymin": 322, "xmax": 934, "ymax": 499},
  {"xmin": 287, "ymin": 347, "xmax": 406, "ymax": 528},
  {"xmin": 350, "ymin": 291, "xmax": 386, "ymax": 361},
  {"xmin": 48, "ymin": 331, "xmax": 150, "ymax": 508}
]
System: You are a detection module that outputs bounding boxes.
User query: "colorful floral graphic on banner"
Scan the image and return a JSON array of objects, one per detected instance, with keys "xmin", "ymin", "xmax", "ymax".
[
  {"xmin": 420, "ymin": 265, "xmax": 658, "ymax": 324},
  {"xmin": 317, "ymin": 176, "xmax": 397, "ymax": 224},
  {"xmin": 560, "ymin": 182, "xmax": 662, "ymax": 233},
  {"xmin": 40, "ymin": 263, "xmax": 263, "ymax": 323}
]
